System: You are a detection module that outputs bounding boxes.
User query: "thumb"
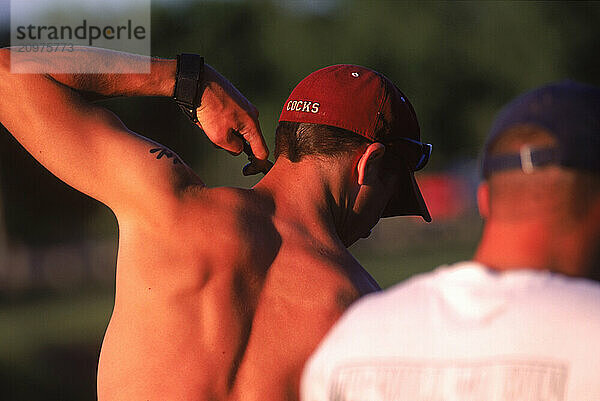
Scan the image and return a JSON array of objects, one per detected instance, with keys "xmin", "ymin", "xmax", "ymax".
[{"xmin": 240, "ymin": 118, "xmax": 269, "ymax": 160}]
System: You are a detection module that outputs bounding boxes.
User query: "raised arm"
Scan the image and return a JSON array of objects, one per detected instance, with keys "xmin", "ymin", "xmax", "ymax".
[{"xmin": 0, "ymin": 48, "xmax": 266, "ymax": 219}]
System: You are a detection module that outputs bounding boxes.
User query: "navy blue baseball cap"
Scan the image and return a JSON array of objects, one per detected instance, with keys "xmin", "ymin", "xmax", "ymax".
[{"xmin": 482, "ymin": 81, "xmax": 600, "ymax": 178}]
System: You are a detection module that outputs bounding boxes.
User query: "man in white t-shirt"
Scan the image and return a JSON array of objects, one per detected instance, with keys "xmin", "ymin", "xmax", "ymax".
[{"xmin": 301, "ymin": 81, "xmax": 600, "ymax": 401}]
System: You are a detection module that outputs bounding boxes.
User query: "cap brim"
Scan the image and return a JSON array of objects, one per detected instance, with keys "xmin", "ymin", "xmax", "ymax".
[{"xmin": 382, "ymin": 171, "xmax": 431, "ymax": 222}]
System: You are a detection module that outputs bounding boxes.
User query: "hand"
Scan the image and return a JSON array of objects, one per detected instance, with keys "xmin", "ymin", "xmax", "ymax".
[{"xmin": 195, "ymin": 65, "xmax": 268, "ymax": 160}]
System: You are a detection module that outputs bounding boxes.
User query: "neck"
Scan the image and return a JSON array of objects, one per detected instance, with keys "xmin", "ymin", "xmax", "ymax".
[
  {"xmin": 253, "ymin": 157, "xmax": 353, "ymax": 250},
  {"xmin": 473, "ymin": 218, "xmax": 592, "ymax": 277}
]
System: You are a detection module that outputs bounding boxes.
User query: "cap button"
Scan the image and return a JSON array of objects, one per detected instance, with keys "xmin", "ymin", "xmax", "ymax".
[{"xmin": 351, "ymin": 72, "xmax": 359, "ymax": 78}]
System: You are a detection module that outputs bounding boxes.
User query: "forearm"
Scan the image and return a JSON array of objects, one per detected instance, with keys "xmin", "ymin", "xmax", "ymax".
[
  {"xmin": 0, "ymin": 48, "xmax": 198, "ymax": 212},
  {"xmin": 0, "ymin": 45, "xmax": 268, "ymax": 172},
  {"xmin": 3, "ymin": 47, "xmax": 176, "ymax": 98}
]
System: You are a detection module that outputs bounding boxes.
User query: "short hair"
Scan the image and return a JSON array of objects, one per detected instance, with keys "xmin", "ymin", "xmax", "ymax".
[
  {"xmin": 274, "ymin": 121, "xmax": 371, "ymax": 162},
  {"xmin": 486, "ymin": 125, "xmax": 600, "ymax": 220}
]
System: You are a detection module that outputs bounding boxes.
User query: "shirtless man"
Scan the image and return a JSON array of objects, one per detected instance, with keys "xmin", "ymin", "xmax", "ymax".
[{"xmin": 0, "ymin": 48, "xmax": 431, "ymax": 401}]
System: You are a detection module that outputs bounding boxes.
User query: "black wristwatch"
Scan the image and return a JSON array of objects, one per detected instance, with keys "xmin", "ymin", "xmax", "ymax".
[{"xmin": 173, "ymin": 53, "xmax": 205, "ymax": 123}]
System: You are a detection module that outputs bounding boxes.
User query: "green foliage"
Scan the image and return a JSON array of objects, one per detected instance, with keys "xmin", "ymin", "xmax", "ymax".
[
  {"xmin": 0, "ymin": 0, "xmax": 598, "ymax": 243},
  {"xmin": 150, "ymin": 0, "xmax": 600, "ymax": 171},
  {"xmin": 1, "ymin": 0, "xmax": 599, "ymax": 243}
]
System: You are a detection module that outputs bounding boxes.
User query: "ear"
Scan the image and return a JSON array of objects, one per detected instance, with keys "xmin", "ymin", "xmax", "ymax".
[
  {"xmin": 477, "ymin": 181, "xmax": 490, "ymax": 219},
  {"xmin": 357, "ymin": 143, "xmax": 386, "ymax": 185}
]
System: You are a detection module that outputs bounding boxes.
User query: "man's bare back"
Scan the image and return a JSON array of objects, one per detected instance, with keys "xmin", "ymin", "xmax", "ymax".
[
  {"xmin": 98, "ymin": 184, "xmax": 377, "ymax": 400},
  {"xmin": 0, "ymin": 48, "xmax": 427, "ymax": 401}
]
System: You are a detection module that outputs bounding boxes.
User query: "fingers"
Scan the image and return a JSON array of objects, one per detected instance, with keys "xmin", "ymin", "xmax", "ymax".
[
  {"xmin": 198, "ymin": 65, "xmax": 269, "ymax": 160},
  {"xmin": 240, "ymin": 116, "xmax": 269, "ymax": 160},
  {"xmin": 195, "ymin": 121, "xmax": 241, "ymax": 155},
  {"xmin": 207, "ymin": 114, "xmax": 268, "ymax": 160},
  {"xmin": 221, "ymin": 129, "xmax": 245, "ymax": 155}
]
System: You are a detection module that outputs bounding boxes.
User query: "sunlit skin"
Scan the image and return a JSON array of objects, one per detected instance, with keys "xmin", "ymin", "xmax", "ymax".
[
  {"xmin": 474, "ymin": 172, "xmax": 600, "ymax": 277},
  {"xmin": 0, "ymin": 48, "xmax": 390, "ymax": 401}
]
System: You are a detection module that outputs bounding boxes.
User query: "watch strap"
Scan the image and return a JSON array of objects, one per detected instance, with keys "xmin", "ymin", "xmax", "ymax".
[{"xmin": 173, "ymin": 54, "xmax": 205, "ymax": 123}]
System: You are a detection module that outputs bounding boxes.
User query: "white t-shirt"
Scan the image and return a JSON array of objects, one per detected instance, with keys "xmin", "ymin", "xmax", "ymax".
[{"xmin": 301, "ymin": 262, "xmax": 600, "ymax": 401}]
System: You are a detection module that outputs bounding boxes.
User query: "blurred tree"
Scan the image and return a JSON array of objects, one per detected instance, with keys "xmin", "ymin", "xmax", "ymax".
[{"xmin": 0, "ymin": 0, "xmax": 599, "ymax": 243}]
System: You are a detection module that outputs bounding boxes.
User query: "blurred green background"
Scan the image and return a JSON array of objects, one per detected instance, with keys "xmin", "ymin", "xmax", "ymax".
[{"xmin": 0, "ymin": 0, "xmax": 599, "ymax": 399}]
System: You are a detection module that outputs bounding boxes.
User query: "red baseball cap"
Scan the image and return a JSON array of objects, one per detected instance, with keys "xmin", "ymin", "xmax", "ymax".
[{"xmin": 279, "ymin": 64, "xmax": 432, "ymax": 221}]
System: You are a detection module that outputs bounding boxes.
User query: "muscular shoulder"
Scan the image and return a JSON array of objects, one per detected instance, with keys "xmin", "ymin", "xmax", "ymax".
[
  {"xmin": 116, "ymin": 185, "xmax": 272, "ymax": 261},
  {"xmin": 265, "ymin": 240, "xmax": 365, "ymax": 313},
  {"xmin": 176, "ymin": 186, "xmax": 280, "ymax": 263},
  {"xmin": 173, "ymin": 185, "xmax": 261, "ymax": 238}
]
